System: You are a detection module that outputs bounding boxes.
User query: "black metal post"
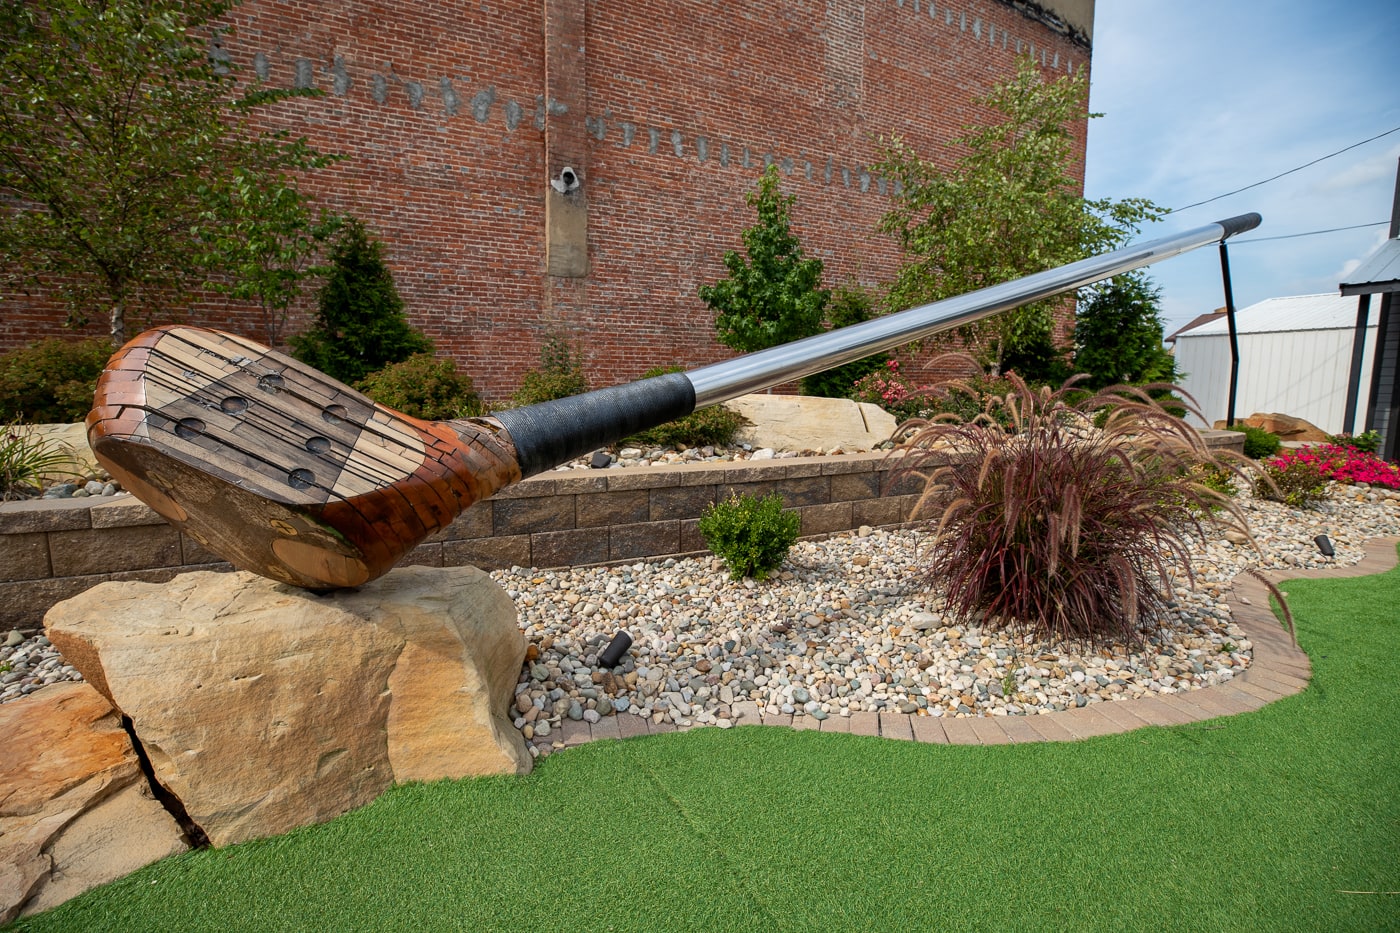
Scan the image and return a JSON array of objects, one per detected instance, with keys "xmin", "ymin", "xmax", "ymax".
[
  {"xmin": 1219, "ymin": 242, "xmax": 1241, "ymax": 428},
  {"xmin": 1343, "ymin": 293, "xmax": 1371, "ymax": 436}
]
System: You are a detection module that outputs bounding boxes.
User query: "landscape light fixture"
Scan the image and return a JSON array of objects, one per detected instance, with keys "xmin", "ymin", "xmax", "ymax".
[
  {"xmin": 598, "ymin": 631, "xmax": 633, "ymax": 668},
  {"xmin": 1314, "ymin": 534, "xmax": 1335, "ymax": 557}
]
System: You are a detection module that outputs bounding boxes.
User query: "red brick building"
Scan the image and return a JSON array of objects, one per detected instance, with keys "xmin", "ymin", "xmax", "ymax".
[{"xmin": 2, "ymin": 0, "xmax": 1094, "ymax": 401}]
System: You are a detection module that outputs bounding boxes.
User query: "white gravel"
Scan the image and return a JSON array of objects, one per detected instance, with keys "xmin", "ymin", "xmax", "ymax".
[{"xmin": 498, "ymin": 481, "xmax": 1400, "ymax": 757}]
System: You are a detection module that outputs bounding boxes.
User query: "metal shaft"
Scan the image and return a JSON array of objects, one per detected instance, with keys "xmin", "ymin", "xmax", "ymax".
[{"xmin": 684, "ymin": 213, "xmax": 1261, "ymax": 408}]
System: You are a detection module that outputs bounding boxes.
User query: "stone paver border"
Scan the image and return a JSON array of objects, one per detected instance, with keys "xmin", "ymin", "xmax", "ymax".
[{"xmin": 533, "ymin": 536, "xmax": 1400, "ymax": 754}]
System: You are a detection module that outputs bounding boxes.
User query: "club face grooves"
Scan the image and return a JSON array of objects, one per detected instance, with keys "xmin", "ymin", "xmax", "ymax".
[{"xmin": 88, "ymin": 326, "xmax": 521, "ymax": 589}]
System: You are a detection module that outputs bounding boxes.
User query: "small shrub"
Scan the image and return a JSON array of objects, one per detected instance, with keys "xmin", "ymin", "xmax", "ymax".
[
  {"xmin": 850, "ymin": 358, "xmax": 926, "ymax": 421},
  {"xmin": 1256, "ymin": 455, "xmax": 1330, "ymax": 508},
  {"xmin": 897, "ymin": 374, "xmax": 1251, "ymax": 644},
  {"xmin": 918, "ymin": 371, "xmax": 1019, "ymax": 430},
  {"xmin": 622, "ymin": 366, "xmax": 749, "ymax": 448},
  {"xmin": 1261, "ymin": 445, "xmax": 1399, "ymax": 496},
  {"xmin": 510, "ymin": 335, "xmax": 588, "ymax": 407},
  {"xmin": 1186, "ymin": 461, "xmax": 1238, "ymax": 504},
  {"xmin": 0, "ymin": 337, "xmax": 114, "ymax": 424},
  {"xmin": 698, "ymin": 492, "xmax": 801, "ymax": 581},
  {"xmin": 354, "ymin": 354, "xmax": 484, "ymax": 420},
  {"xmin": 1325, "ymin": 430, "xmax": 1381, "ymax": 455},
  {"xmin": 2, "ymin": 420, "xmax": 79, "ymax": 500},
  {"xmin": 1240, "ymin": 426, "xmax": 1280, "ymax": 459}
]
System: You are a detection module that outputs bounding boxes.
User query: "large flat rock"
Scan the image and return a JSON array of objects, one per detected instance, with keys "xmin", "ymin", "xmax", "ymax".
[
  {"xmin": 45, "ymin": 564, "xmax": 530, "ymax": 848},
  {"xmin": 727, "ymin": 394, "xmax": 897, "ymax": 451},
  {"xmin": 0, "ymin": 682, "xmax": 187, "ymax": 922}
]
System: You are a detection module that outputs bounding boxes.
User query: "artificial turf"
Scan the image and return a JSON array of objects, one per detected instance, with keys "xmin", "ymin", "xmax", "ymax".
[{"xmin": 10, "ymin": 550, "xmax": 1399, "ymax": 932}]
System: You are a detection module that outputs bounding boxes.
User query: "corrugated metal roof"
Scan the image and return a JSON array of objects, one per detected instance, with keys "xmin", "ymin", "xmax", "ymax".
[
  {"xmin": 1174, "ymin": 293, "xmax": 1373, "ymax": 338},
  {"xmin": 1339, "ymin": 237, "xmax": 1400, "ymax": 296}
]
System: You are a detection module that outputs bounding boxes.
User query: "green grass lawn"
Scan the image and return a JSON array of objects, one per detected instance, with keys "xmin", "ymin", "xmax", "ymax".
[{"xmin": 11, "ymin": 551, "xmax": 1400, "ymax": 932}]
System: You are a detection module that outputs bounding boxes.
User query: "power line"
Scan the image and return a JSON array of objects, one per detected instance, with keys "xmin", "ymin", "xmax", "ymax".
[
  {"xmin": 1172, "ymin": 125, "xmax": 1400, "ymax": 212},
  {"xmin": 1231, "ymin": 221, "xmax": 1388, "ymax": 244}
]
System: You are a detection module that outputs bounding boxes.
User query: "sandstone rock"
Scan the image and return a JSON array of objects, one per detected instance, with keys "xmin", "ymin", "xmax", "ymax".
[
  {"xmin": 727, "ymin": 394, "xmax": 898, "ymax": 452},
  {"xmin": 24, "ymin": 423, "xmax": 101, "ymax": 482},
  {"xmin": 1214, "ymin": 413, "xmax": 1330, "ymax": 443},
  {"xmin": 0, "ymin": 682, "xmax": 188, "ymax": 923},
  {"xmin": 45, "ymin": 565, "xmax": 529, "ymax": 848}
]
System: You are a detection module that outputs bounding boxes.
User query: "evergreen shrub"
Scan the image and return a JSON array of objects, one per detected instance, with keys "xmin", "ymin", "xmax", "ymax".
[
  {"xmin": 288, "ymin": 219, "xmax": 431, "ymax": 385},
  {"xmin": 798, "ymin": 286, "xmax": 888, "ymax": 398},
  {"xmin": 1240, "ymin": 426, "xmax": 1281, "ymax": 460},
  {"xmin": 622, "ymin": 367, "xmax": 749, "ymax": 448},
  {"xmin": 510, "ymin": 335, "xmax": 588, "ymax": 407}
]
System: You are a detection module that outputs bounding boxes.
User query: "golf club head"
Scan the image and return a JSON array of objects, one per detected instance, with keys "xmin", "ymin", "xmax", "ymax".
[{"xmin": 87, "ymin": 326, "xmax": 521, "ymax": 589}]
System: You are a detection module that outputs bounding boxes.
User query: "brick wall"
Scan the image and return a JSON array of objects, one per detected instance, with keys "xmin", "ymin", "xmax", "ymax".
[{"xmin": 0, "ymin": 0, "xmax": 1090, "ymax": 401}]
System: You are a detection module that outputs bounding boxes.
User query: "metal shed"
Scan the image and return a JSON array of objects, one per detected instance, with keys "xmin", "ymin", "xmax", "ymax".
[
  {"xmin": 1172, "ymin": 293, "xmax": 1377, "ymax": 432},
  {"xmin": 1339, "ymin": 235, "xmax": 1400, "ymax": 460}
]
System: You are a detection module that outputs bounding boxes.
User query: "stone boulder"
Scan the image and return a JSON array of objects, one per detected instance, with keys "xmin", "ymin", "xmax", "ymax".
[
  {"xmin": 727, "ymin": 394, "xmax": 898, "ymax": 452},
  {"xmin": 45, "ymin": 565, "xmax": 529, "ymax": 848},
  {"xmin": 1, "ymin": 682, "xmax": 188, "ymax": 922},
  {"xmin": 1214, "ymin": 412, "xmax": 1330, "ymax": 443}
]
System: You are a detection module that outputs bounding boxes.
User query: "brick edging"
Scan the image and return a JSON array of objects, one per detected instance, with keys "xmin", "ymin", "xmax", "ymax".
[{"xmin": 540, "ymin": 536, "xmax": 1400, "ymax": 751}]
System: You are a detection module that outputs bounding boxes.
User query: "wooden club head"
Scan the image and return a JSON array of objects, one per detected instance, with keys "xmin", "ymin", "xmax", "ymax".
[{"xmin": 87, "ymin": 326, "xmax": 522, "ymax": 589}]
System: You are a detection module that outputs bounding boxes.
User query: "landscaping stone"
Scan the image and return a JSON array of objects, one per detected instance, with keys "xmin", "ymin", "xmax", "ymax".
[
  {"xmin": 44, "ymin": 565, "xmax": 530, "ymax": 848},
  {"xmin": 0, "ymin": 682, "xmax": 187, "ymax": 923},
  {"xmin": 495, "ymin": 482, "xmax": 1400, "ymax": 758},
  {"xmin": 725, "ymin": 394, "xmax": 898, "ymax": 452}
]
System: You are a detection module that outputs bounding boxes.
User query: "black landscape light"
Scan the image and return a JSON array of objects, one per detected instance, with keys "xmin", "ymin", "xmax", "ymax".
[
  {"xmin": 1314, "ymin": 534, "xmax": 1335, "ymax": 557},
  {"xmin": 598, "ymin": 631, "xmax": 633, "ymax": 668}
]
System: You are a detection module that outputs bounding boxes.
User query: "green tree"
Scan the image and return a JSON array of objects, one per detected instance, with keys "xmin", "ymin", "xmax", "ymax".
[
  {"xmin": 201, "ymin": 168, "xmax": 343, "ymax": 346},
  {"xmin": 288, "ymin": 219, "xmax": 432, "ymax": 385},
  {"xmin": 699, "ymin": 165, "xmax": 829, "ymax": 353},
  {"xmin": 0, "ymin": 0, "xmax": 334, "ymax": 345},
  {"xmin": 875, "ymin": 57, "xmax": 1163, "ymax": 376},
  {"xmin": 1073, "ymin": 273, "xmax": 1177, "ymax": 389}
]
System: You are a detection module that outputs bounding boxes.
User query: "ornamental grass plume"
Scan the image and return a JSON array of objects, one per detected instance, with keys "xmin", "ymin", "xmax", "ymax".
[
  {"xmin": 896, "ymin": 357, "xmax": 1255, "ymax": 645},
  {"xmin": 2, "ymin": 419, "xmax": 79, "ymax": 501}
]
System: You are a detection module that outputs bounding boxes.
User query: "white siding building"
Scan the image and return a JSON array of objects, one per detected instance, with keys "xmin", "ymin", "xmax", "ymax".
[{"xmin": 1172, "ymin": 294, "xmax": 1376, "ymax": 432}]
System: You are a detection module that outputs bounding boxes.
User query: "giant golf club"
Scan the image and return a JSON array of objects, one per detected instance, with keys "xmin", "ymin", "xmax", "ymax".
[{"xmin": 87, "ymin": 213, "xmax": 1260, "ymax": 589}]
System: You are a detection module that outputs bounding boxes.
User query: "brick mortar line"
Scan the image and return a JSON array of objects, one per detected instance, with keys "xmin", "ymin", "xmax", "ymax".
[{"xmin": 535, "ymin": 536, "xmax": 1400, "ymax": 754}]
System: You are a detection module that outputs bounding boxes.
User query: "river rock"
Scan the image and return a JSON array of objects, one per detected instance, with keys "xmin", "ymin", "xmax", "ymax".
[
  {"xmin": 0, "ymin": 682, "xmax": 187, "ymax": 923},
  {"xmin": 45, "ymin": 565, "xmax": 529, "ymax": 848}
]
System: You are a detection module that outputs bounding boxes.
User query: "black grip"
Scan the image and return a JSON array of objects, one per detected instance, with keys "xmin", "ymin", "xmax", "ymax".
[
  {"xmin": 494, "ymin": 373, "xmax": 697, "ymax": 477},
  {"xmin": 1216, "ymin": 213, "xmax": 1262, "ymax": 240}
]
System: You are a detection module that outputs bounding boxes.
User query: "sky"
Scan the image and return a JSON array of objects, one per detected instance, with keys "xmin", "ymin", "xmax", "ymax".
[{"xmin": 1083, "ymin": 0, "xmax": 1400, "ymax": 337}]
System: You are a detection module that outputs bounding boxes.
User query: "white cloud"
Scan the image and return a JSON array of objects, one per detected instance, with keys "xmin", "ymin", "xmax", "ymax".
[{"xmin": 1315, "ymin": 143, "xmax": 1400, "ymax": 195}]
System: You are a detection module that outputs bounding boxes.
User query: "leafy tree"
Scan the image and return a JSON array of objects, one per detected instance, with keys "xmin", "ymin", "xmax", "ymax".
[
  {"xmin": 1073, "ymin": 273, "xmax": 1177, "ymax": 388},
  {"xmin": 288, "ymin": 219, "xmax": 431, "ymax": 385},
  {"xmin": 699, "ymin": 165, "xmax": 829, "ymax": 353},
  {"xmin": 0, "ymin": 0, "xmax": 334, "ymax": 345},
  {"xmin": 875, "ymin": 57, "xmax": 1163, "ymax": 375},
  {"xmin": 201, "ymin": 168, "xmax": 343, "ymax": 346}
]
